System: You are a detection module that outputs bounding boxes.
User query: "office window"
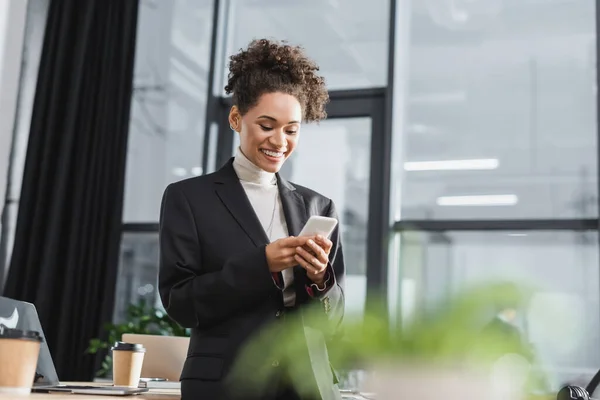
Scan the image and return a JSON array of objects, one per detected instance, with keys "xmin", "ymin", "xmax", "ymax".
[
  {"xmin": 0, "ymin": 0, "xmax": 48, "ymax": 284},
  {"xmin": 113, "ymin": 232, "xmax": 161, "ymax": 323},
  {"xmin": 396, "ymin": 230, "xmax": 600, "ymax": 390},
  {"xmin": 123, "ymin": 0, "xmax": 214, "ymax": 223},
  {"xmin": 219, "ymin": 0, "xmax": 389, "ymax": 91},
  {"xmin": 279, "ymin": 118, "xmax": 372, "ymax": 315},
  {"xmin": 394, "ymin": 0, "xmax": 597, "ymax": 220},
  {"xmin": 116, "ymin": 0, "xmax": 214, "ymax": 321}
]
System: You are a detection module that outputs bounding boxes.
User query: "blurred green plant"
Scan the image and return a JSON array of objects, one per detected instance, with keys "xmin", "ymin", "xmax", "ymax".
[
  {"xmin": 230, "ymin": 282, "xmax": 547, "ymax": 398},
  {"xmin": 86, "ymin": 299, "xmax": 190, "ymax": 377}
]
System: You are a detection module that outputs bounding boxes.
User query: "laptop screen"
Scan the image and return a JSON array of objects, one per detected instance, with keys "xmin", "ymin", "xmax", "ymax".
[{"xmin": 0, "ymin": 296, "xmax": 60, "ymax": 386}]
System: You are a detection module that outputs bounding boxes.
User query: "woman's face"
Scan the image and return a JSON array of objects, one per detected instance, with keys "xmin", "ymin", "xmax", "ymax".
[{"xmin": 229, "ymin": 92, "xmax": 302, "ymax": 173}]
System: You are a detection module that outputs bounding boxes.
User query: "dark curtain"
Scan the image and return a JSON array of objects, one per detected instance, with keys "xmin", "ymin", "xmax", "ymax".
[{"xmin": 3, "ymin": 0, "xmax": 139, "ymax": 381}]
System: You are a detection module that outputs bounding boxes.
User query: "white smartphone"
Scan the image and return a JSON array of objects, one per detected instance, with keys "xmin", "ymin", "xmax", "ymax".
[{"xmin": 298, "ymin": 215, "xmax": 338, "ymax": 239}]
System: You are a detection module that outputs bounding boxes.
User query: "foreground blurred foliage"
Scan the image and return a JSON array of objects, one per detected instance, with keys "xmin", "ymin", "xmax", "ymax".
[{"xmin": 230, "ymin": 282, "xmax": 548, "ymax": 398}]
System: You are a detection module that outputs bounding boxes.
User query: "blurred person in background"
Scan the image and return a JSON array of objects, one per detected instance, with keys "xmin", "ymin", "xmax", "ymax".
[
  {"xmin": 158, "ymin": 39, "xmax": 345, "ymax": 400},
  {"xmin": 483, "ymin": 298, "xmax": 550, "ymax": 394},
  {"xmin": 484, "ymin": 300, "xmax": 527, "ymax": 351}
]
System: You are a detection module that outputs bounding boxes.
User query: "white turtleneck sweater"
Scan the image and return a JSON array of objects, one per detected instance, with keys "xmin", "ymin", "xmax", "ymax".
[{"xmin": 232, "ymin": 147, "xmax": 296, "ymax": 306}]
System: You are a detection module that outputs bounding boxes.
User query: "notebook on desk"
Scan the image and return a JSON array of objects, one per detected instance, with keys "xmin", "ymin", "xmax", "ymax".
[{"xmin": 0, "ymin": 296, "xmax": 148, "ymax": 396}]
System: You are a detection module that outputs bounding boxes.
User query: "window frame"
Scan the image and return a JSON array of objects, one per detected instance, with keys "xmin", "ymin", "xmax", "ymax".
[
  {"xmin": 118, "ymin": 0, "xmax": 600, "ymax": 317},
  {"xmin": 119, "ymin": 0, "xmax": 398, "ymax": 312}
]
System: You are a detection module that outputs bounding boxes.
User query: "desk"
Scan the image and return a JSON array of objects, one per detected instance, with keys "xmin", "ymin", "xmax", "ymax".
[
  {"xmin": 0, "ymin": 385, "xmax": 555, "ymax": 400},
  {"xmin": 0, "ymin": 383, "xmax": 180, "ymax": 400}
]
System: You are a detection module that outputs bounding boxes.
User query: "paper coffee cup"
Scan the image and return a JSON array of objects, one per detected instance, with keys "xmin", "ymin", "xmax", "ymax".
[
  {"xmin": 0, "ymin": 325, "xmax": 43, "ymax": 395},
  {"xmin": 111, "ymin": 342, "xmax": 146, "ymax": 387}
]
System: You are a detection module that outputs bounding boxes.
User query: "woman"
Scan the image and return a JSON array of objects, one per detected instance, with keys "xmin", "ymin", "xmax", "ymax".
[{"xmin": 158, "ymin": 39, "xmax": 345, "ymax": 400}]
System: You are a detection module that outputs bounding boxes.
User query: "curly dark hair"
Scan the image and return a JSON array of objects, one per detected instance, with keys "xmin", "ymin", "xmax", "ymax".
[{"xmin": 224, "ymin": 39, "xmax": 329, "ymax": 122}]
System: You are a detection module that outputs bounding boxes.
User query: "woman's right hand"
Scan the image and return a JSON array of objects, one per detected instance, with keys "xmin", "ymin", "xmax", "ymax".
[{"xmin": 265, "ymin": 236, "xmax": 311, "ymax": 273}]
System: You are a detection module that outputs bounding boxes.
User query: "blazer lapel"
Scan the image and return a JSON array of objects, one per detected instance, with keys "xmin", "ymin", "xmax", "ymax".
[
  {"xmin": 214, "ymin": 159, "xmax": 270, "ymax": 247},
  {"xmin": 277, "ymin": 174, "xmax": 311, "ymax": 298},
  {"xmin": 276, "ymin": 174, "xmax": 307, "ymax": 237}
]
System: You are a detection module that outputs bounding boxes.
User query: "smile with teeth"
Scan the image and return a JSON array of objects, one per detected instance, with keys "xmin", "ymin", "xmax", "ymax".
[{"xmin": 261, "ymin": 149, "xmax": 284, "ymax": 158}]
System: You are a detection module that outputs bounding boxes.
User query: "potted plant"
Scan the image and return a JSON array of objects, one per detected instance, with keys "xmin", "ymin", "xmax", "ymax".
[
  {"xmin": 231, "ymin": 282, "xmax": 549, "ymax": 400},
  {"xmin": 86, "ymin": 299, "xmax": 189, "ymax": 378}
]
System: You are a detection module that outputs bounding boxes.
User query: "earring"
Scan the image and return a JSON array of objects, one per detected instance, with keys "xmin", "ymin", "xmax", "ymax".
[{"xmin": 230, "ymin": 125, "xmax": 236, "ymax": 131}]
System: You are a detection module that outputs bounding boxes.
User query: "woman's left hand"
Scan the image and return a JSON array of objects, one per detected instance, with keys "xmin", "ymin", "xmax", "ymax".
[{"xmin": 295, "ymin": 235, "xmax": 332, "ymax": 285}]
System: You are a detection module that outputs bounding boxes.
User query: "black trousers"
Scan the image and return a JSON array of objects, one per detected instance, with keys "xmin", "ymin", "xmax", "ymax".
[
  {"xmin": 182, "ymin": 307, "xmax": 316, "ymax": 399},
  {"xmin": 181, "ymin": 366, "xmax": 308, "ymax": 400}
]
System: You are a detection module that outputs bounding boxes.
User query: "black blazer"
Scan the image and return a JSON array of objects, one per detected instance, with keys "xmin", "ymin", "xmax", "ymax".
[{"xmin": 158, "ymin": 159, "xmax": 345, "ymax": 400}]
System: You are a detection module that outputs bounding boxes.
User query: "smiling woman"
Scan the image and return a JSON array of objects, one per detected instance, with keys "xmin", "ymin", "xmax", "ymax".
[
  {"xmin": 229, "ymin": 92, "xmax": 302, "ymax": 173},
  {"xmin": 158, "ymin": 38, "xmax": 345, "ymax": 400},
  {"xmin": 225, "ymin": 39, "xmax": 330, "ymax": 173}
]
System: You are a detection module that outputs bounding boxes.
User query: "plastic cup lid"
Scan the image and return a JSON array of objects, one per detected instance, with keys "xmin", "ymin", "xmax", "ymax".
[
  {"xmin": 0, "ymin": 324, "xmax": 43, "ymax": 342},
  {"xmin": 111, "ymin": 341, "xmax": 146, "ymax": 352}
]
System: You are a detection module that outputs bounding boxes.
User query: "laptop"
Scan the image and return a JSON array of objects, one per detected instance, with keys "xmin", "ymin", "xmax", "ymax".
[
  {"xmin": 0, "ymin": 296, "xmax": 148, "ymax": 396},
  {"xmin": 122, "ymin": 333, "xmax": 188, "ymax": 387}
]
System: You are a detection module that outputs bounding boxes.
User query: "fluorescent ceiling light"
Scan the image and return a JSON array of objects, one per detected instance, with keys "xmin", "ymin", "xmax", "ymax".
[
  {"xmin": 408, "ymin": 123, "xmax": 440, "ymax": 135},
  {"xmin": 404, "ymin": 158, "xmax": 499, "ymax": 171},
  {"xmin": 437, "ymin": 194, "xmax": 518, "ymax": 206},
  {"xmin": 191, "ymin": 166, "xmax": 203, "ymax": 176},
  {"xmin": 171, "ymin": 167, "xmax": 187, "ymax": 177}
]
